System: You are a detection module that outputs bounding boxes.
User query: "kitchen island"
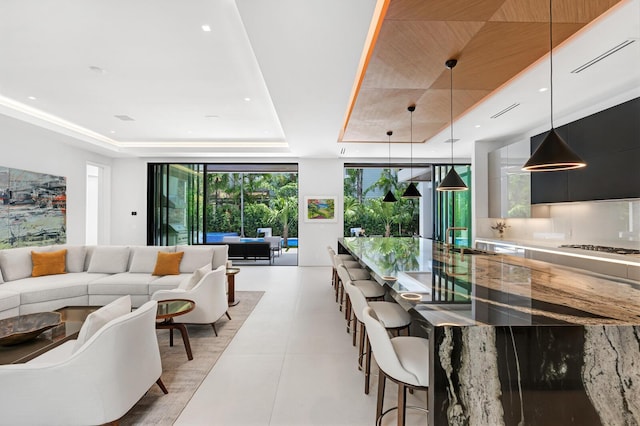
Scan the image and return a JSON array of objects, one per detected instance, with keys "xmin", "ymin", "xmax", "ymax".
[{"xmin": 339, "ymin": 237, "xmax": 640, "ymax": 426}]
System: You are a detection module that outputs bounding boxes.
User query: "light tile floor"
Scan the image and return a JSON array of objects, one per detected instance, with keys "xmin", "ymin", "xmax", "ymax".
[{"xmin": 175, "ymin": 266, "xmax": 428, "ymax": 426}]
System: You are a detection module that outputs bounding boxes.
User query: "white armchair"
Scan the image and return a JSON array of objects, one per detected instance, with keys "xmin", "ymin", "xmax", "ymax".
[
  {"xmin": 0, "ymin": 300, "xmax": 165, "ymax": 426},
  {"xmin": 152, "ymin": 264, "xmax": 231, "ymax": 336}
]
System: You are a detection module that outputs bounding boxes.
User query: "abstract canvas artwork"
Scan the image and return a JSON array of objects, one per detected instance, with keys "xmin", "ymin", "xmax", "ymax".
[{"xmin": 0, "ymin": 166, "xmax": 66, "ymax": 248}]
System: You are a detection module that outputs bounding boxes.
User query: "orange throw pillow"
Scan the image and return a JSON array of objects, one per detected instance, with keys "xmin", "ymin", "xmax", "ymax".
[
  {"xmin": 152, "ymin": 251, "xmax": 184, "ymax": 276},
  {"xmin": 32, "ymin": 249, "xmax": 67, "ymax": 277}
]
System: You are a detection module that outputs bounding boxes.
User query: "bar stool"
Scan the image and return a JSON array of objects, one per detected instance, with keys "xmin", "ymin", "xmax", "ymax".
[
  {"xmin": 362, "ymin": 306, "xmax": 429, "ymax": 426},
  {"xmin": 336, "ymin": 264, "xmax": 384, "ymax": 321},
  {"xmin": 344, "ymin": 278, "xmax": 411, "ymax": 394},
  {"xmin": 334, "ymin": 256, "xmax": 372, "ymax": 311},
  {"xmin": 326, "ymin": 246, "xmax": 355, "ymax": 291},
  {"xmin": 338, "ymin": 265, "xmax": 386, "ymax": 338}
]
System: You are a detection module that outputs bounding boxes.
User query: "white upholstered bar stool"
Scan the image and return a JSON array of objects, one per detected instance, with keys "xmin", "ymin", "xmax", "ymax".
[
  {"xmin": 336, "ymin": 263, "xmax": 384, "ymax": 327},
  {"xmin": 333, "ymin": 254, "xmax": 373, "ymax": 311},
  {"xmin": 344, "ymin": 279, "xmax": 411, "ymax": 394},
  {"xmin": 326, "ymin": 246, "xmax": 356, "ymax": 294},
  {"xmin": 362, "ymin": 307, "xmax": 429, "ymax": 426}
]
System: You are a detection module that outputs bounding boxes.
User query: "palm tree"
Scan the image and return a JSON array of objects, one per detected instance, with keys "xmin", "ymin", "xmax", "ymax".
[
  {"xmin": 365, "ymin": 168, "xmax": 400, "ymax": 199},
  {"xmin": 344, "ymin": 169, "xmax": 364, "ymax": 203},
  {"xmin": 366, "ymin": 198, "xmax": 396, "ymax": 237},
  {"xmin": 268, "ymin": 195, "xmax": 298, "ymax": 248}
]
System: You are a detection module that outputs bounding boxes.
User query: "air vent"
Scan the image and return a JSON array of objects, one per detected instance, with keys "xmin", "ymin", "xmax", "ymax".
[
  {"xmin": 443, "ymin": 138, "xmax": 460, "ymax": 143},
  {"xmin": 114, "ymin": 115, "xmax": 135, "ymax": 121},
  {"xmin": 490, "ymin": 103, "xmax": 520, "ymax": 119},
  {"xmin": 571, "ymin": 39, "xmax": 636, "ymax": 74}
]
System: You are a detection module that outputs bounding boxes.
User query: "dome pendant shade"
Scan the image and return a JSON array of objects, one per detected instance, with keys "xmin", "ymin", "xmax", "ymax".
[
  {"xmin": 402, "ymin": 182, "xmax": 421, "ymax": 198},
  {"xmin": 522, "ymin": 128, "xmax": 586, "ymax": 171},
  {"xmin": 437, "ymin": 167, "xmax": 468, "ymax": 192},
  {"xmin": 383, "ymin": 190, "xmax": 398, "ymax": 202}
]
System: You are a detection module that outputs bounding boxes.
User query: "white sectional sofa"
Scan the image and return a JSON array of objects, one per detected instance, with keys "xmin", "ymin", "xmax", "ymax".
[{"xmin": 0, "ymin": 244, "xmax": 228, "ymax": 318}]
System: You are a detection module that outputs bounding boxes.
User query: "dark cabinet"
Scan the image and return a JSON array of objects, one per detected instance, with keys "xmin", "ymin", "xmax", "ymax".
[{"xmin": 531, "ymin": 97, "xmax": 640, "ymax": 204}]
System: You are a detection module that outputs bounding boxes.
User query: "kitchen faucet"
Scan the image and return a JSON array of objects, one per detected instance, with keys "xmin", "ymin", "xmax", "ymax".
[{"xmin": 445, "ymin": 227, "xmax": 468, "ymax": 251}]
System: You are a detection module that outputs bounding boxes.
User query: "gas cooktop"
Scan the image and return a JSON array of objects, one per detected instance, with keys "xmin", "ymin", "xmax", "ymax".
[{"xmin": 559, "ymin": 244, "xmax": 640, "ymax": 255}]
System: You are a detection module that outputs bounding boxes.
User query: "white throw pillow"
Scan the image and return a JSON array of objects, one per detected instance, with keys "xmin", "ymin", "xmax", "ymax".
[
  {"xmin": 177, "ymin": 246, "xmax": 215, "ymax": 273},
  {"xmin": 129, "ymin": 246, "xmax": 175, "ymax": 273},
  {"xmin": 87, "ymin": 246, "xmax": 130, "ymax": 273},
  {"xmin": 53, "ymin": 245, "xmax": 87, "ymax": 273},
  {"xmin": 178, "ymin": 263, "xmax": 211, "ymax": 290},
  {"xmin": 73, "ymin": 295, "xmax": 132, "ymax": 353}
]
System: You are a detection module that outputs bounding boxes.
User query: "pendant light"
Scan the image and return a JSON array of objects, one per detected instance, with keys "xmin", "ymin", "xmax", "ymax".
[
  {"xmin": 522, "ymin": 0, "xmax": 586, "ymax": 172},
  {"xmin": 402, "ymin": 105, "xmax": 422, "ymax": 198},
  {"xmin": 437, "ymin": 59, "xmax": 468, "ymax": 192},
  {"xmin": 383, "ymin": 130, "xmax": 398, "ymax": 202}
]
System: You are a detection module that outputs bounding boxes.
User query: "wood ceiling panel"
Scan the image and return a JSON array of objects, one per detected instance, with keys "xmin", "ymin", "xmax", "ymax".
[
  {"xmin": 362, "ymin": 20, "xmax": 484, "ymax": 89},
  {"xmin": 342, "ymin": 87, "xmax": 489, "ymax": 143},
  {"xmin": 386, "ymin": 0, "xmax": 506, "ymax": 21},
  {"xmin": 342, "ymin": 88, "xmax": 427, "ymax": 142},
  {"xmin": 429, "ymin": 22, "xmax": 584, "ymax": 90},
  {"xmin": 339, "ymin": 0, "xmax": 623, "ymax": 144},
  {"xmin": 490, "ymin": 0, "xmax": 622, "ymax": 23}
]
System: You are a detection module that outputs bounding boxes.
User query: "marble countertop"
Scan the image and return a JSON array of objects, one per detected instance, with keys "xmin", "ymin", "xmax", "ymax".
[{"xmin": 339, "ymin": 237, "xmax": 640, "ymax": 327}]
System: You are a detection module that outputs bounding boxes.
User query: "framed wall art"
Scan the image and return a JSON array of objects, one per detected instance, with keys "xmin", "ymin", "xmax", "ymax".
[
  {"xmin": 0, "ymin": 165, "xmax": 67, "ymax": 249},
  {"xmin": 304, "ymin": 196, "xmax": 337, "ymax": 223}
]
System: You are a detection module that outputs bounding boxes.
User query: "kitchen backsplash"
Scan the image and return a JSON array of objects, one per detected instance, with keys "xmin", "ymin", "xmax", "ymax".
[{"xmin": 478, "ymin": 199, "xmax": 640, "ymax": 249}]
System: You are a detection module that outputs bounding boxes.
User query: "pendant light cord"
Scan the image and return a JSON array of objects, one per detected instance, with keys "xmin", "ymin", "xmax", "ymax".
[
  {"xmin": 450, "ymin": 62, "xmax": 454, "ymax": 164},
  {"xmin": 387, "ymin": 131, "xmax": 392, "ymax": 170},
  {"xmin": 409, "ymin": 107, "xmax": 413, "ymax": 178},
  {"xmin": 549, "ymin": 0, "xmax": 554, "ymax": 128}
]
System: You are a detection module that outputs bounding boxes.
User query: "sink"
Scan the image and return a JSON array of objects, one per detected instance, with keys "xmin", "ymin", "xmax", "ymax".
[{"xmin": 450, "ymin": 247, "xmax": 495, "ymax": 255}]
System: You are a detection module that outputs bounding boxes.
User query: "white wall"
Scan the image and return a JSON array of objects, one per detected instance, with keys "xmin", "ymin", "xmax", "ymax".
[
  {"xmin": 111, "ymin": 158, "xmax": 148, "ymax": 245},
  {"xmin": 0, "ymin": 114, "xmax": 112, "ymax": 245},
  {"xmin": 298, "ymin": 158, "xmax": 344, "ymax": 266}
]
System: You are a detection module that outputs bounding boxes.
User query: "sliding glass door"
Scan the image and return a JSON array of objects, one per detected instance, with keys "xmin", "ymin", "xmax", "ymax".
[
  {"xmin": 147, "ymin": 164, "xmax": 204, "ymax": 246},
  {"xmin": 433, "ymin": 164, "xmax": 472, "ymax": 247}
]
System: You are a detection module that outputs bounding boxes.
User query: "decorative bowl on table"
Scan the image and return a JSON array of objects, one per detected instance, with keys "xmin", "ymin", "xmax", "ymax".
[
  {"xmin": 0, "ymin": 312, "xmax": 62, "ymax": 346},
  {"xmin": 381, "ymin": 276, "xmax": 397, "ymax": 283}
]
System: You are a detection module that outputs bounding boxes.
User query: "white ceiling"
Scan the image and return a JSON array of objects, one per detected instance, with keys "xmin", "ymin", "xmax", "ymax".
[{"xmin": 0, "ymin": 0, "xmax": 638, "ymax": 161}]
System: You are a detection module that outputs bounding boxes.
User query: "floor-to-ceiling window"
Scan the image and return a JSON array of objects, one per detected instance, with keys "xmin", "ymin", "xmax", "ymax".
[
  {"xmin": 148, "ymin": 163, "xmax": 298, "ymax": 263},
  {"xmin": 433, "ymin": 164, "xmax": 472, "ymax": 246},
  {"xmin": 204, "ymin": 164, "xmax": 298, "ymax": 246},
  {"xmin": 147, "ymin": 164, "xmax": 204, "ymax": 246},
  {"xmin": 343, "ymin": 163, "xmax": 471, "ymax": 245},
  {"xmin": 343, "ymin": 164, "xmax": 420, "ymax": 237}
]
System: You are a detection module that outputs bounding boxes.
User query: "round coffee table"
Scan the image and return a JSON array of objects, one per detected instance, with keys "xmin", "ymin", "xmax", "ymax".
[{"xmin": 156, "ymin": 299, "xmax": 196, "ymax": 360}]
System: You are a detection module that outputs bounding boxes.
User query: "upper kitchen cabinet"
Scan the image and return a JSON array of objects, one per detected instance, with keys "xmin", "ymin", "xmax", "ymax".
[{"xmin": 531, "ymin": 97, "xmax": 640, "ymax": 204}]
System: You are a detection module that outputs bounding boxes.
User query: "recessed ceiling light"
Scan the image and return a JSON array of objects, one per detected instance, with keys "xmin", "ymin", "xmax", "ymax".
[
  {"xmin": 538, "ymin": 87, "xmax": 548, "ymax": 92},
  {"xmin": 109, "ymin": 130, "xmax": 116, "ymax": 134},
  {"xmin": 201, "ymin": 25, "xmax": 211, "ymax": 32},
  {"xmin": 27, "ymin": 96, "xmax": 36, "ymax": 100},
  {"xmin": 475, "ymin": 124, "xmax": 481, "ymax": 128},
  {"xmin": 244, "ymin": 97, "xmax": 251, "ymax": 102},
  {"xmin": 204, "ymin": 114, "xmax": 219, "ymax": 118}
]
